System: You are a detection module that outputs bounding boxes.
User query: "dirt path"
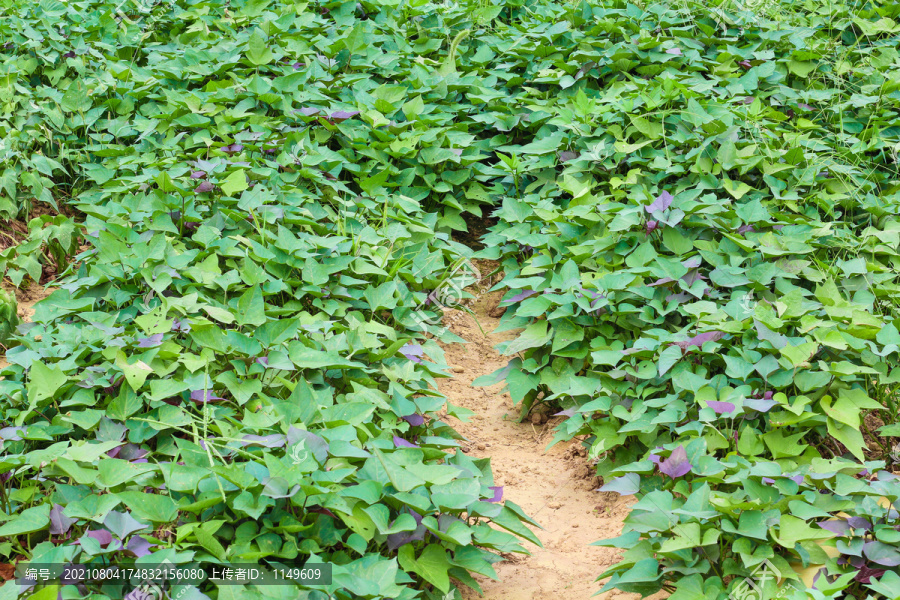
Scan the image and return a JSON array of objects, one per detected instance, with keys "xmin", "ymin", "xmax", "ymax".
[
  {"xmin": 0, "ymin": 282, "xmax": 54, "ymax": 370},
  {"xmin": 435, "ymin": 282, "xmax": 661, "ymax": 600}
]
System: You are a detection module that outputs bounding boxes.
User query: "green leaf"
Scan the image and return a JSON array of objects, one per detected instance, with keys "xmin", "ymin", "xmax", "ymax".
[
  {"xmin": 246, "ymin": 29, "xmax": 274, "ymax": 66},
  {"xmin": 0, "ymin": 504, "xmax": 50, "ymax": 537}
]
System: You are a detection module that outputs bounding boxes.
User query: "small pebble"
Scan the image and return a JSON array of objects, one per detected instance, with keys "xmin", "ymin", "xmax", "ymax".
[
  {"xmin": 548, "ymin": 502, "xmax": 561, "ymax": 509},
  {"xmin": 452, "ymin": 366, "xmax": 465, "ymax": 373},
  {"xmin": 477, "ymin": 443, "xmax": 486, "ymax": 450}
]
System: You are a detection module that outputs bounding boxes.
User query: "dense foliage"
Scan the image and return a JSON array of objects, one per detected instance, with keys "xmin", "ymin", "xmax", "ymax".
[{"xmin": 3, "ymin": 0, "xmax": 900, "ymax": 598}]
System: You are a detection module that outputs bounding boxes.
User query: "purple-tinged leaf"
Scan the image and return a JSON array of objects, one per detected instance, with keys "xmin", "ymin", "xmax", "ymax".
[
  {"xmin": 297, "ymin": 107, "xmax": 320, "ymax": 116},
  {"xmin": 49, "ymin": 504, "xmax": 74, "ymax": 535},
  {"xmin": 848, "ymin": 517, "xmax": 873, "ymax": 531},
  {"xmin": 190, "ymin": 171, "xmax": 206, "ymax": 179},
  {"xmin": 136, "ymin": 333, "xmax": 163, "ymax": 348},
  {"xmin": 171, "ymin": 318, "xmax": 191, "ymax": 332},
  {"xmin": 386, "ymin": 519, "xmax": 426, "ymax": 551},
  {"xmin": 190, "ymin": 389, "xmax": 224, "ymax": 403},
  {"xmin": 598, "ymin": 473, "xmax": 640, "ymax": 496},
  {"xmin": 292, "ymin": 62, "xmax": 306, "ymax": 69},
  {"xmin": 647, "ymin": 191, "xmax": 674, "ymax": 214},
  {"xmin": 658, "ymin": 446, "xmax": 692, "ymax": 479},
  {"xmin": 864, "ymin": 541, "xmax": 900, "ymax": 566},
  {"xmin": 399, "ymin": 343, "xmax": 423, "ymax": 363},
  {"xmin": 738, "ymin": 224, "xmax": 755, "ymax": 234},
  {"xmin": 554, "ymin": 408, "xmax": 576, "ymax": 418},
  {"xmin": 762, "ymin": 477, "xmax": 776, "ymax": 485},
  {"xmin": 738, "ymin": 96, "xmax": 754, "ymax": 105},
  {"xmin": 665, "ymin": 48, "xmax": 682, "ymax": 55},
  {"xmin": 125, "ymin": 535, "xmax": 156, "ymax": 558},
  {"xmin": 682, "ymin": 256, "xmax": 702, "ymax": 269},
  {"xmin": 649, "ymin": 277, "xmax": 675, "ymax": 287},
  {"xmin": 818, "ymin": 519, "xmax": 851, "ymax": 535},
  {"xmin": 308, "ymin": 506, "xmax": 337, "ymax": 519},
  {"xmin": 84, "ymin": 529, "xmax": 113, "ymax": 547},
  {"xmin": 744, "ymin": 398, "xmax": 778, "ymax": 412},
  {"xmin": 672, "ymin": 331, "xmax": 725, "ymax": 352},
  {"xmin": 500, "ymin": 289, "xmax": 539, "ymax": 305},
  {"xmin": 195, "ymin": 181, "xmax": 214, "ymax": 193},
  {"xmin": 706, "ymin": 401, "xmax": 736, "ymax": 414},
  {"xmin": 558, "ymin": 151, "xmax": 579, "ymax": 162},
  {"xmin": 256, "ymin": 356, "xmax": 269, "ymax": 366},
  {"xmin": 393, "ymin": 436, "xmax": 418, "ymax": 448},
  {"xmin": 487, "ymin": 486, "xmax": 503, "ymax": 502},
  {"xmin": 118, "ymin": 444, "xmax": 148, "ymax": 462},
  {"xmin": 739, "ymin": 60, "xmax": 752, "ymax": 69},
  {"xmin": 798, "ymin": 103, "xmax": 813, "ymax": 110},
  {"xmin": 222, "ymin": 143, "xmax": 243, "ymax": 154},
  {"xmin": 329, "ymin": 110, "xmax": 360, "ymax": 121},
  {"xmin": 646, "ymin": 220, "xmax": 660, "ymax": 234},
  {"xmin": 449, "ymin": 148, "xmax": 463, "ymax": 156},
  {"xmin": 0, "ymin": 426, "xmax": 25, "ymax": 441},
  {"xmin": 855, "ymin": 564, "xmax": 886, "ymax": 584},
  {"xmin": 402, "ymin": 414, "xmax": 425, "ymax": 427},
  {"xmin": 241, "ymin": 434, "xmax": 287, "ymax": 448},
  {"xmin": 666, "ymin": 291, "xmax": 692, "ymax": 303}
]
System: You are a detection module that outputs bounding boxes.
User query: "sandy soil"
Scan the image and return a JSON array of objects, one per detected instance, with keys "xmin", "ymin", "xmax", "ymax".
[
  {"xmin": 0, "ymin": 282, "xmax": 55, "ymax": 370},
  {"xmin": 434, "ymin": 267, "xmax": 665, "ymax": 600}
]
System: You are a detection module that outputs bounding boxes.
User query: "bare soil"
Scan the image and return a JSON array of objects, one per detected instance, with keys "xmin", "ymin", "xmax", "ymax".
[
  {"xmin": 435, "ymin": 272, "xmax": 665, "ymax": 600},
  {"xmin": 0, "ymin": 281, "xmax": 55, "ymax": 370}
]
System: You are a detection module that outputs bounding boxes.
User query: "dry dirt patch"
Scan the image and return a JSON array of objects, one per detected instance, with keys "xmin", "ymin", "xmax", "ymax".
[{"xmin": 434, "ymin": 286, "xmax": 664, "ymax": 600}]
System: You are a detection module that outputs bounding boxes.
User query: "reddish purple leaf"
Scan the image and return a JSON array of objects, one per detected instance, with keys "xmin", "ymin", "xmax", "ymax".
[
  {"xmin": 400, "ymin": 342, "xmax": 423, "ymax": 363},
  {"xmin": 190, "ymin": 389, "xmax": 224, "ymax": 403},
  {"xmin": 706, "ymin": 401, "xmax": 736, "ymax": 414},
  {"xmin": 49, "ymin": 504, "xmax": 74, "ymax": 535},
  {"xmin": 125, "ymin": 535, "xmax": 156, "ymax": 558},
  {"xmin": 487, "ymin": 486, "xmax": 503, "ymax": 502},
  {"xmin": 646, "ymin": 220, "xmax": 660, "ymax": 234},
  {"xmin": 500, "ymin": 289, "xmax": 539, "ymax": 305},
  {"xmin": 136, "ymin": 333, "xmax": 163, "ymax": 348},
  {"xmin": 672, "ymin": 331, "xmax": 724, "ymax": 352},
  {"xmin": 329, "ymin": 110, "xmax": 360, "ymax": 121},
  {"xmin": 647, "ymin": 191, "xmax": 674, "ymax": 214},
  {"xmin": 818, "ymin": 519, "xmax": 850, "ymax": 535},
  {"xmin": 190, "ymin": 171, "xmax": 206, "ymax": 179},
  {"xmin": 402, "ymin": 414, "xmax": 425, "ymax": 427},
  {"xmin": 665, "ymin": 48, "xmax": 682, "ymax": 55},
  {"xmin": 84, "ymin": 529, "xmax": 113, "ymax": 547},
  {"xmin": 658, "ymin": 446, "xmax": 692, "ymax": 479},
  {"xmin": 393, "ymin": 436, "xmax": 418, "ymax": 448},
  {"xmin": 195, "ymin": 181, "xmax": 214, "ymax": 193}
]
